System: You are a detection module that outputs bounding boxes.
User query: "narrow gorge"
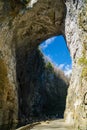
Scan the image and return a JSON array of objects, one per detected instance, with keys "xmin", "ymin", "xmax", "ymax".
[{"xmin": 0, "ymin": 0, "xmax": 87, "ymax": 130}]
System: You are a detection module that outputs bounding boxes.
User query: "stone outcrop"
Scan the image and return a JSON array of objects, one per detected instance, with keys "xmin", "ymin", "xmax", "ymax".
[
  {"xmin": 0, "ymin": 0, "xmax": 87, "ymax": 130},
  {"xmin": 65, "ymin": 0, "xmax": 87, "ymax": 129}
]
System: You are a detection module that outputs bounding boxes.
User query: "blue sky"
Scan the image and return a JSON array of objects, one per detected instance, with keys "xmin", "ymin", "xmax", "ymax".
[{"xmin": 39, "ymin": 35, "xmax": 72, "ymax": 76}]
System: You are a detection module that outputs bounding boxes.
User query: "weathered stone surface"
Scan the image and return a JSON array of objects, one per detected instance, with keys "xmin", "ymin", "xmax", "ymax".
[
  {"xmin": 0, "ymin": 25, "xmax": 18, "ymax": 126},
  {"xmin": 65, "ymin": 0, "xmax": 87, "ymax": 129},
  {"xmin": 0, "ymin": 0, "xmax": 66, "ymax": 128}
]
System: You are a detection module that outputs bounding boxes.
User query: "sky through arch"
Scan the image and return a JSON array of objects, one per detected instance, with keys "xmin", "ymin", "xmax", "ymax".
[{"xmin": 39, "ymin": 35, "xmax": 72, "ymax": 76}]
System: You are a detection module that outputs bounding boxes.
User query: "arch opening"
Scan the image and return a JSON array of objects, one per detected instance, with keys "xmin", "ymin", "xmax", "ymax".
[
  {"xmin": 16, "ymin": 35, "xmax": 72, "ymax": 127},
  {"xmin": 39, "ymin": 35, "xmax": 72, "ymax": 77},
  {"xmin": 37, "ymin": 35, "xmax": 72, "ymax": 118}
]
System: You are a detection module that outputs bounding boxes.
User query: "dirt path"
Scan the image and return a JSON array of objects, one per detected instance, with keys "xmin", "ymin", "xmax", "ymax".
[{"xmin": 16, "ymin": 119, "xmax": 75, "ymax": 130}]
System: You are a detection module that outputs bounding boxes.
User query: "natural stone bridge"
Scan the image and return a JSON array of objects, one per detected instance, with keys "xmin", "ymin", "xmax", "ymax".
[{"xmin": 0, "ymin": 0, "xmax": 87, "ymax": 130}]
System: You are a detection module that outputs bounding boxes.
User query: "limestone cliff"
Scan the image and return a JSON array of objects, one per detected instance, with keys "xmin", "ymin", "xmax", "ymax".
[
  {"xmin": 65, "ymin": 0, "xmax": 87, "ymax": 129},
  {"xmin": 0, "ymin": 0, "xmax": 87, "ymax": 130}
]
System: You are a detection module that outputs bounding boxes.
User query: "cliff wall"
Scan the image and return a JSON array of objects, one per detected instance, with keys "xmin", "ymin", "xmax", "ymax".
[{"xmin": 65, "ymin": 0, "xmax": 87, "ymax": 129}]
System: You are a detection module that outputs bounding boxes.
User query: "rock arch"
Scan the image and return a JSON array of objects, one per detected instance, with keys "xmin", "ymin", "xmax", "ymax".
[{"xmin": 0, "ymin": 0, "xmax": 87, "ymax": 130}]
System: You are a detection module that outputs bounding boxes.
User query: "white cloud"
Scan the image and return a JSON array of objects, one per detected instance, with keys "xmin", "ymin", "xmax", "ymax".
[
  {"xmin": 43, "ymin": 55, "xmax": 72, "ymax": 77},
  {"xmin": 56, "ymin": 64, "xmax": 72, "ymax": 77},
  {"xmin": 42, "ymin": 53, "xmax": 72, "ymax": 76},
  {"xmin": 64, "ymin": 64, "xmax": 72, "ymax": 77},
  {"xmin": 58, "ymin": 64, "xmax": 65, "ymax": 70},
  {"xmin": 40, "ymin": 37, "xmax": 56, "ymax": 49},
  {"xmin": 64, "ymin": 69, "xmax": 72, "ymax": 77}
]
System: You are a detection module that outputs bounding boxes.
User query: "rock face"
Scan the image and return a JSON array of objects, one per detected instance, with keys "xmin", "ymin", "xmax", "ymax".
[
  {"xmin": 17, "ymin": 49, "xmax": 69, "ymax": 124},
  {"xmin": 65, "ymin": 0, "xmax": 87, "ymax": 129},
  {"xmin": 0, "ymin": 16, "xmax": 18, "ymax": 126},
  {"xmin": 0, "ymin": 0, "xmax": 87, "ymax": 130}
]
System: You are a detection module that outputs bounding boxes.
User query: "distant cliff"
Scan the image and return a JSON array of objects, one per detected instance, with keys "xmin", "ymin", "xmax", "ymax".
[{"xmin": 17, "ymin": 49, "xmax": 69, "ymax": 125}]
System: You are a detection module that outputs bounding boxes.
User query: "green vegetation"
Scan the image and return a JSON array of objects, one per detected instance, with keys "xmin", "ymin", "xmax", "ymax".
[
  {"xmin": 78, "ymin": 57, "xmax": 87, "ymax": 65},
  {"xmin": 81, "ymin": 67, "xmax": 87, "ymax": 78},
  {"xmin": 78, "ymin": 44, "xmax": 87, "ymax": 79},
  {"xmin": 46, "ymin": 62, "xmax": 53, "ymax": 71}
]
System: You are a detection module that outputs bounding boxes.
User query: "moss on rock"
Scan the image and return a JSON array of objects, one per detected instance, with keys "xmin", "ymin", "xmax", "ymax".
[{"xmin": 78, "ymin": 42, "xmax": 87, "ymax": 79}]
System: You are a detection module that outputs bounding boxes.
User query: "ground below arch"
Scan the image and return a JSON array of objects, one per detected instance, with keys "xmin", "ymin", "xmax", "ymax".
[{"xmin": 16, "ymin": 119, "xmax": 74, "ymax": 130}]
